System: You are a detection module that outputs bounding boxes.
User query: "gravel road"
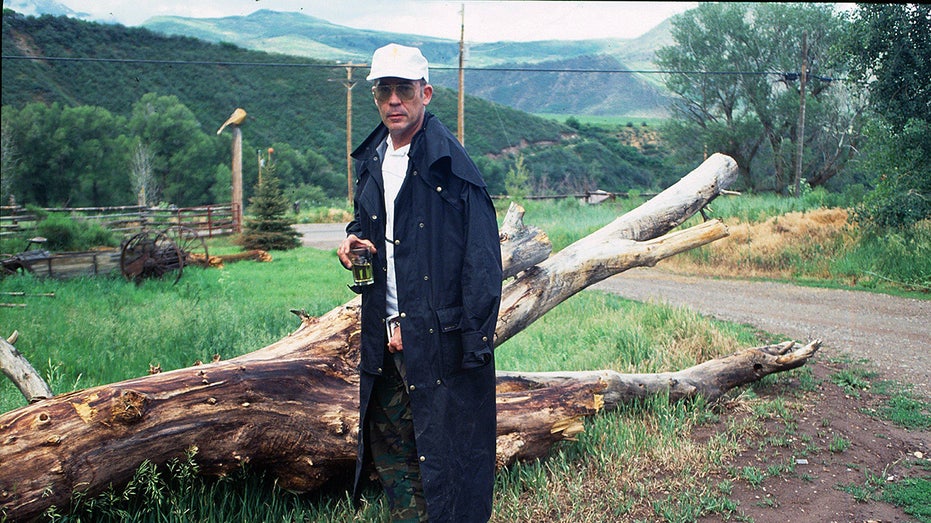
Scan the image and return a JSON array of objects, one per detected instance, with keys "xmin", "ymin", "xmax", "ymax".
[
  {"xmin": 595, "ymin": 269, "xmax": 930, "ymax": 397},
  {"xmin": 295, "ymin": 224, "xmax": 931, "ymax": 397}
]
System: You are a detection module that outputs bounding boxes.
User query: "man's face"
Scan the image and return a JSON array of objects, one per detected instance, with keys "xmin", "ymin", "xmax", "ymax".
[{"xmin": 373, "ymin": 78, "xmax": 433, "ymax": 146}]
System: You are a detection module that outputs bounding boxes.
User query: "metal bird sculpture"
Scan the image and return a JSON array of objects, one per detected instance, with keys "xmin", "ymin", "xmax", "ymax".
[{"xmin": 216, "ymin": 108, "xmax": 247, "ymax": 135}]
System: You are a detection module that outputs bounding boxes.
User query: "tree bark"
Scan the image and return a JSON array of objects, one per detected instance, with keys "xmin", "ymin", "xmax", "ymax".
[
  {"xmin": 0, "ymin": 154, "xmax": 821, "ymax": 521},
  {"xmin": 0, "ymin": 333, "xmax": 53, "ymax": 404}
]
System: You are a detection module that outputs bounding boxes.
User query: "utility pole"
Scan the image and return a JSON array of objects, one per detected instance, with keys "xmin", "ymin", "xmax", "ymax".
[
  {"xmin": 794, "ymin": 31, "xmax": 808, "ymax": 198},
  {"xmin": 331, "ymin": 63, "xmax": 365, "ymax": 206},
  {"xmin": 457, "ymin": 4, "xmax": 465, "ymax": 146}
]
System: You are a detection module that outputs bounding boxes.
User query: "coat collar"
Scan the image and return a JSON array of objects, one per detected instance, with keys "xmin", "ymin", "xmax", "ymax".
[{"xmin": 352, "ymin": 112, "xmax": 486, "ymax": 188}]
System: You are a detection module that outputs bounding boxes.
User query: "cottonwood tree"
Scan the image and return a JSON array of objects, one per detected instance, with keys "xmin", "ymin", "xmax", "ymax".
[
  {"xmin": 0, "ymin": 119, "xmax": 17, "ymax": 205},
  {"xmin": 129, "ymin": 140, "xmax": 157, "ymax": 207},
  {"xmin": 844, "ymin": 3, "xmax": 931, "ymax": 230},
  {"xmin": 656, "ymin": 3, "xmax": 864, "ymax": 193}
]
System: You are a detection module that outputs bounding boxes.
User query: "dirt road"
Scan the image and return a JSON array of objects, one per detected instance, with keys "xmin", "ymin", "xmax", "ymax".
[
  {"xmin": 595, "ymin": 269, "xmax": 930, "ymax": 397},
  {"xmin": 295, "ymin": 224, "xmax": 931, "ymax": 397}
]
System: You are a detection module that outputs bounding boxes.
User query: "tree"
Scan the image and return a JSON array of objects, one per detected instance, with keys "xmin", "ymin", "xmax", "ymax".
[
  {"xmin": 128, "ymin": 93, "xmax": 224, "ymax": 206},
  {"xmin": 843, "ymin": 4, "xmax": 931, "ymax": 230},
  {"xmin": 656, "ymin": 3, "xmax": 862, "ymax": 193},
  {"xmin": 239, "ymin": 162, "xmax": 301, "ymax": 251},
  {"xmin": 130, "ymin": 139, "xmax": 157, "ymax": 206},
  {"xmin": 504, "ymin": 154, "xmax": 531, "ymax": 200},
  {"xmin": 0, "ymin": 116, "xmax": 17, "ymax": 205},
  {"xmin": 57, "ymin": 105, "xmax": 133, "ymax": 207}
]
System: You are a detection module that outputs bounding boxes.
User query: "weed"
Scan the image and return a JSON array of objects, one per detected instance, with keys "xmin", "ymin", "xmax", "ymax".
[
  {"xmin": 829, "ymin": 435, "xmax": 851, "ymax": 453},
  {"xmin": 878, "ymin": 391, "xmax": 931, "ymax": 430},
  {"xmin": 740, "ymin": 466, "xmax": 766, "ymax": 488},
  {"xmin": 830, "ymin": 368, "xmax": 875, "ymax": 396},
  {"xmin": 883, "ymin": 478, "xmax": 931, "ymax": 522}
]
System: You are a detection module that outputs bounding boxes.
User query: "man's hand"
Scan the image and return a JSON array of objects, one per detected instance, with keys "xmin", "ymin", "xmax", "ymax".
[
  {"xmin": 337, "ymin": 234, "xmax": 377, "ymax": 269},
  {"xmin": 387, "ymin": 323, "xmax": 403, "ymax": 353}
]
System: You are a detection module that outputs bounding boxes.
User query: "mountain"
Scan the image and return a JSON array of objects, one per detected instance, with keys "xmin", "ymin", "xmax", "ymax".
[
  {"xmin": 1, "ymin": 0, "xmax": 88, "ymax": 20},
  {"xmin": 140, "ymin": 10, "xmax": 673, "ymax": 117}
]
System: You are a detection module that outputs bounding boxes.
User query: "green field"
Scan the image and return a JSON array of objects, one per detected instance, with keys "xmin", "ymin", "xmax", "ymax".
[{"xmin": 1, "ymin": 198, "xmax": 927, "ymax": 522}]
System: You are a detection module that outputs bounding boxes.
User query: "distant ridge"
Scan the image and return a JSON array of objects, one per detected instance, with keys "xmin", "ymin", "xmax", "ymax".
[{"xmin": 141, "ymin": 9, "xmax": 673, "ymax": 117}]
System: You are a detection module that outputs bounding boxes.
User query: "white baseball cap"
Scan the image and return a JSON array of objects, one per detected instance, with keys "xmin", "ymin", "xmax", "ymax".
[{"xmin": 366, "ymin": 43, "xmax": 430, "ymax": 82}]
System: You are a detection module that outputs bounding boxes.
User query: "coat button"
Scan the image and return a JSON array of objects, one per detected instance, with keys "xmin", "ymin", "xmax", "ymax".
[
  {"xmin": 423, "ymin": 275, "xmax": 429, "ymax": 281},
  {"xmin": 419, "ymin": 455, "xmax": 426, "ymax": 462},
  {"xmin": 399, "ymin": 312, "xmax": 406, "ymax": 318},
  {"xmin": 435, "ymin": 186, "xmax": 442, "ymax": 192},
  {"xmin": 409, "ymin": 384, "xmax": 416, "ymax": 391},
  {"xmin": 377, "ymin": 367, "xmax": 382, "ymax": 373},
  {"xmin": 371, "ymin": 215, "xmax": 378, "ymax": 220},
  {"xmin": 373, "ymin": 156, "xmax": 378, "ymax": 161},
  {"xmin": 413, "ymin": 170, "xmax": 418, "ymax": 176},
  {"xmin": 436, "ymin": 379, "xmax": 442, "ymax": 385},
  {"xmin": 394, "ymin": 239, "xmax": 400, "ymax": 245},
  {"xmin": 429, "ymin": 328, "xmax": 434, "ymax": 334},
  {"xmin": 419, "ymin": 222, "xmax": 425, "ymax": 228},
  {"xmin": 482, "ymin": 336, "xmax": 488, "ymax": 342}
]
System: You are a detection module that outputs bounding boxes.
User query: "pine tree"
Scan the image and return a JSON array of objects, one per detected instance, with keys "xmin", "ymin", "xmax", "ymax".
[{"xmin": 239, "ymin": 163, "xmax": 301, "ymax": 251}]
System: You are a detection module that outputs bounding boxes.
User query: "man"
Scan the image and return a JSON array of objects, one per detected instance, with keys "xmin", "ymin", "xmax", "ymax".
[{"xmin": 337, "ymin": 43, "xmax": 502, "ymax": 522}]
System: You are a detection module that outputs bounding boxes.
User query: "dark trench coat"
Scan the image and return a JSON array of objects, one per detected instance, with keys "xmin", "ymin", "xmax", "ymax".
[{"xmin": 348, "ymin": 112, "xmax": 503, "ymax": 522}]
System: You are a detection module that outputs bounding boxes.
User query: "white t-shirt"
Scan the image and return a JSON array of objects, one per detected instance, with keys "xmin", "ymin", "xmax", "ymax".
[{"xmin": 382, "ymin": 136, "xmax": 410, "ymax": 317}]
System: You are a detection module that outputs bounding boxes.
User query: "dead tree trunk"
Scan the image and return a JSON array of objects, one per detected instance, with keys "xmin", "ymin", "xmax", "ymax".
[
  {"xmin": 0, "ymin": 154, "xmax": 819, "ymax": 521},
  {"xmin": 0, "ymin": 332, "xmax": 53, "ymax": 403}
]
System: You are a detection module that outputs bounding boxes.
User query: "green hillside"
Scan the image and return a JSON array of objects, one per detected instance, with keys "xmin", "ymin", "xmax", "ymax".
[
  {"xmin": 141, "ymin": 10, "xmax": 671, "ymax": 117},
  {"xmin": 1, "ymin": 10, "xmax": 673, "ymax": 207}
]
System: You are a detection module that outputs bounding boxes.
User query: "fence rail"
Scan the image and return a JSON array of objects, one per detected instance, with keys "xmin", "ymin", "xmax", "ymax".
[{"xmin": 0, "ymin": 204, "xmax": 236, "ymax": 239}]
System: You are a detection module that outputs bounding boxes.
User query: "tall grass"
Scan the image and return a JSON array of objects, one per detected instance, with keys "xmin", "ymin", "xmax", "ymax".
[
  {"xmin": 0, "ymin": 247, "xmax": 350, "ymax": 413},
  {"xmin": 1, "ymin": 234, "xmax": 772, "ymax": 521},
  {"xmin": 498, "ymin": 197, "xmax": 646, "ymax": 252}
]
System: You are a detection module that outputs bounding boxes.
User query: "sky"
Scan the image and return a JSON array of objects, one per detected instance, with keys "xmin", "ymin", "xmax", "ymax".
[{"xmin": 40, "ymin": 1, "xmax": 699, "ymax": 42}]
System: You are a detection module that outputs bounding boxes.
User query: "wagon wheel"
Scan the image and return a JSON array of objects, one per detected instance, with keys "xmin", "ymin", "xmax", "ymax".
[
  {"xmin": 163, "ymin": 226, "xmax": 209, "ymax": 270},
  {"xmin": 120, "ymin": 231, "xmax": 184, "ymax": 284}
]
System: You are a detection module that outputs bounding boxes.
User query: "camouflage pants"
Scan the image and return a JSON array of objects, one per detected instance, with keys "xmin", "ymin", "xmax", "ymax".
[{"xmin": 369, "ymin": 353, "xmax": 429, "ymax": 522}]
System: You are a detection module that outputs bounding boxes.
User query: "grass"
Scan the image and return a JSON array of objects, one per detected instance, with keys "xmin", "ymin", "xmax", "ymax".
[
  {"xmin": 0, "ymin": 247, "xmax": 350, "ymax": 413},
  {"xmin": 2, "ymin": 196, "xmax": 929, "ymax": 521},
  {"xmin": 1, "ymin": 245, "xmax": 769, "ymax": 521}
]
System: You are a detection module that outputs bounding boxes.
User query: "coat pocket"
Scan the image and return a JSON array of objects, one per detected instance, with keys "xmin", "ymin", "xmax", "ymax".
[{"xmin": 435, "ymin": 305, "xmax": 462, "ymax": 333}]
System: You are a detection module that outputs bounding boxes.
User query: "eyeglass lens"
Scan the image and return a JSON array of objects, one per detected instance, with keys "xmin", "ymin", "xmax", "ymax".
[{"xmin": 373, "ymin": 83, "xmax": 417, "ymax": 102}]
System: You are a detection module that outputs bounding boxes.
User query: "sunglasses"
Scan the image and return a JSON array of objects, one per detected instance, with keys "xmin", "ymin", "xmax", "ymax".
[{"xmin": 372, "ymin": 83, "xmax": 419, "ymax": 102}]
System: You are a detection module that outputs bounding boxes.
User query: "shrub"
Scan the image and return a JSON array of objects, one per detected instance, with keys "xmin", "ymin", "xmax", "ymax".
[{"xmin": 35, "ymin": 214, "xmax": 118, "ymax": 251}]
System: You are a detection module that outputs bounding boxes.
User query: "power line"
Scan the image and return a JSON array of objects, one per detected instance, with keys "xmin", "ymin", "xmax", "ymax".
[{"xmin": 1, "ymin": 54, "xmax": 844, "ymax": 80}]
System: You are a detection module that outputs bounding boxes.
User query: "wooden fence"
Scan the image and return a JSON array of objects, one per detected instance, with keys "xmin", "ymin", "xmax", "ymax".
[{"xmin": 0, "ymin": 204, "xmax": 238, "ymax": 239}]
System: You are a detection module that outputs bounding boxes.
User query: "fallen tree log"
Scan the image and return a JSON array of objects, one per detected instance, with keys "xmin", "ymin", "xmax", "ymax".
[{"xmin": 0, "ymin": 154, "xmax": 820, "ymax": 521}]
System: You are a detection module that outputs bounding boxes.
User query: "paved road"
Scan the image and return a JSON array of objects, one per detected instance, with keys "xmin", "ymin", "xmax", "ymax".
[
  {"xmin": 295, "ymin": 223, "xmax": 931, "ymax": 397},
  {"xmin": 294, "ymin": 223, "xmax": 347, "ymax": 250}
]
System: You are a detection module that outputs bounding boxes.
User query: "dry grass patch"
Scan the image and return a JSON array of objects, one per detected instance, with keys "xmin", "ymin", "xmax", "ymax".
[{"xmin": 661, "ymin": 208, "xmax": 856, "ymax": 279}]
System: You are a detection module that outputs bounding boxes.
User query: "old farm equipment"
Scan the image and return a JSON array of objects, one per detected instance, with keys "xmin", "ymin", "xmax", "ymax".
[
  {"xmin": 0, "ymin": 237, "xmax": 52, "ymax": 276},
  {"xmin": 120, "ymin": 226, "xmax": 209, "ymax": 284}
]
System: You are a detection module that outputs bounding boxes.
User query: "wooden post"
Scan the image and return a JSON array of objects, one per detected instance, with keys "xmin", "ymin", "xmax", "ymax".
[{"xmin": 231, "ymin": 127, "xmax": 243, "ymax": 233}]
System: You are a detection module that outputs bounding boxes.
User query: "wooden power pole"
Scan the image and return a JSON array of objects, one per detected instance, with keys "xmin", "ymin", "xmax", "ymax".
[
  {"xmin": 794, "ymin": 31, "xmax": 808, "ymax": 198},
  {"xmin": 334, "ymin": 63, "xmax": 365, "ymax": 206},
  {"xmin": 457, "ymin": 4, "xmax": 466, "ymax": 146}
]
